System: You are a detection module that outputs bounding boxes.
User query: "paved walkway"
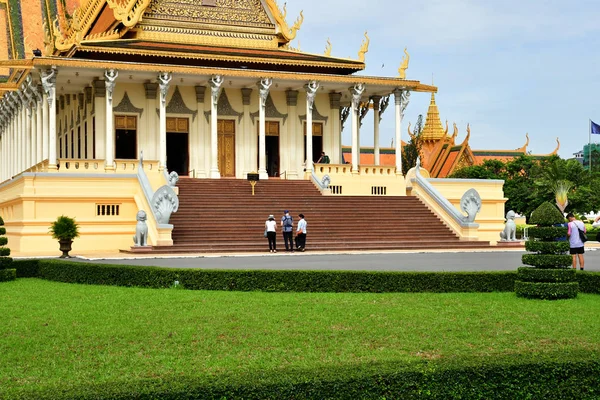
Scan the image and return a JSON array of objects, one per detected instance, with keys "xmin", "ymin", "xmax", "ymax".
[{"xmin": 63, "ymin": 247, "xmax": 600, "ymax": 272}]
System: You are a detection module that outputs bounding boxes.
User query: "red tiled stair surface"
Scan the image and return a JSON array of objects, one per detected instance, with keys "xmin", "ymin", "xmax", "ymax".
[{"xmin": 149, "ymin": 178, "xmax": 491, "ymax": 253}]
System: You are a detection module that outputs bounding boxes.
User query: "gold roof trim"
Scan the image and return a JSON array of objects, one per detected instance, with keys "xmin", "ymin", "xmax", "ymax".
[
  {"xmin": 264, "ymin": 0, "xmax": 304, "ymax": 43},
  {"xmin": 73, "ymin": 45, "xmax": 363, "ymax": 69},
  {"xmin": 549, "ymin": 137, "xmax": 560, "ymax": 155},
  {"xmin": 107, "ymin": 0, "xmax": 151, "ymax": 28},
  {"xmin": 421, "ymin": 93, "xmax": 446, "ymax": 140},
  {"xmin": 358, "ymin": 32, "xmax": 369, "ymax": 63},
  {"xmin": 515, "ymin": 133, "xmax": 529, "ymax": 152}
]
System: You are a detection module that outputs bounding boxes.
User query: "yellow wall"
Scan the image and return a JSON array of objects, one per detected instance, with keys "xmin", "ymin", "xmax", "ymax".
[
  {"xmin": 411, "ymin": 178, "xmax": 507, "ymax": 244},
  {"xmin": 0, "ymin": 166, "xmax": 170, "ymax": 256},
  {"xmin": 312, "ymin": 164, "xmax": 406, "ymax": 196}
]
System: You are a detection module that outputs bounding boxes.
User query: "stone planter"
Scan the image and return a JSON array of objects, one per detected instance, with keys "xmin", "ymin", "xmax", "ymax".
[{"xmin": 58, "ymin": 239, "xmax": 73, "ymax": 258}]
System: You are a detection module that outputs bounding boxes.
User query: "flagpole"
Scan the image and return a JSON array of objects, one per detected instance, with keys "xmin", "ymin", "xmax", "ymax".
[{"xmin": 590, "ymin": 119, "xmax": 592, "ymax": 173}]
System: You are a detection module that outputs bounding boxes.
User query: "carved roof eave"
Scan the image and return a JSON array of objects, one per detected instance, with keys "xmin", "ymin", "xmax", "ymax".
[
  {"xmin": 447, "ymin": 143, "xmax": 475, "ymax": 176},
  {"xmin": 70, "ymin": 44, "xmax": 365, "ymax": 70},
  {"xmin": 16, "ymin": 57, "xmax": 437, "ymax": 92},
  {"xmin": 263, "ymin": 0, "xmax": 303, "ymax": 44},
  {"xmin": 53, "ymin": 0, "xmax": 150, "ymax": 56}
]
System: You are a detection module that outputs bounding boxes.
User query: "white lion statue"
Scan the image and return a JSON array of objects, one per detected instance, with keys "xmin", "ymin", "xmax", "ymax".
[
  {"xmin": 133, "ymin": 210, "xmax": 149, "ymax": 247},
  {"xmin": 499, "ymin": 210, "xmax": 517, "ymax": 241}
]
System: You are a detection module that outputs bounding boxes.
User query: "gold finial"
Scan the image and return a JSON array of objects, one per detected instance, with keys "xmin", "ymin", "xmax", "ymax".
[
  {"xmin": 552, "ymin": 137, "xmax": 560, "ymax": 155},
  {"xmin": 407, "ymin": 121, "xmax": 415, "ymax": 140},
  {"xmin": 444, "ymin": 120, "xmax": 449, "ymax": 135},
  {"xmin": 288, "ymin": 10, "xmax": 304, "ymax": 40},
  {"xmin": 358, "ymin": 31, "xmax": 369, "ymax": 63},
  {"xmin": 282, "ymin": 2, "xmax": 287, "ymax": 20},
  {"xmin": 397, "ymin": 47, "xmax": 410, "ymax": 79},
  {"xmin": 466, "ymin": 123, "xmax": 471, "ymax": 140},
  {"xmin": 324, "ymin": 38, "xmax": 332, "ymax": 56},
  {"xmin": 452, "ymin": 122, "xmax": 458, "ymax": 139}
]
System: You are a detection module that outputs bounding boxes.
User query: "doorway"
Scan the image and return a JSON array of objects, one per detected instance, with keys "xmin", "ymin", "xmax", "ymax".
[
  {"xmin": 257, "ymin": 121, "xmax": 280, "ymax": 177},
  {"xmin": 166, "ymin": 117, "xmax": 189, "ymax": 175},
  {"xmin": 218, "ymin": 119, "xmax": 236, "ymax": 177},
  {"xmin": 304, "ymin": 122, "xmax": 323, "ymax": 163},
  {"xmin": 115, "ymin": 115, "xmax": 137, "ymax": 159}
]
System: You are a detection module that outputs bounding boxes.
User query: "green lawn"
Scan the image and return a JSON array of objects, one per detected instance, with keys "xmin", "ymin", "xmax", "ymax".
[{"xmin": 2, "ymin": 279, "xmax": 600, "ymax": 399}]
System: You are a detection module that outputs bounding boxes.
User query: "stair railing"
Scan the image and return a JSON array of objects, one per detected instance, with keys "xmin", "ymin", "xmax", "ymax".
[
  {"xmin": 310, "ymin": 169, "xmax": 332, "ymax": 194},
  {"xmin": 411, "ymin": 159, "xmax": 479, "ymax": 240}
]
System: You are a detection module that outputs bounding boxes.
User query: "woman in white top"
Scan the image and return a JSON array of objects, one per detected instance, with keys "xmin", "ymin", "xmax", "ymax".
[{"xmin": 265, "ymin": 214, "xmax": 277, "ymax": 253}]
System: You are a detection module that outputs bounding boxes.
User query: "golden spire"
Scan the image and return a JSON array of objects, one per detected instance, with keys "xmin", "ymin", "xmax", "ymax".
[
  {"xmin": 358, "ymin": 31, "xmax": 369, "ymax": 62},
  {"xmin": 420, "ymin": 93, "xmax": 446, "ymax": 140}
]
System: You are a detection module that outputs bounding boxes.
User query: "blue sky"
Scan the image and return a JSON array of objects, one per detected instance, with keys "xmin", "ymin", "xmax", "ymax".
[{"xmin": 284, "ymin": 0, "xmax": 600, "ymax": 158}]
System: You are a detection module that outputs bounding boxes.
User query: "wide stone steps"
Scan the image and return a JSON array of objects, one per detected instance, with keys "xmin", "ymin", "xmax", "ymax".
[{"xmin": 146, "ymin": 178, "xmax": 491, "ymax": 253}]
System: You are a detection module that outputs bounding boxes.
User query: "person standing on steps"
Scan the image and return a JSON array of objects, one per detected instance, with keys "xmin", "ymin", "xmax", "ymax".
[
  {"xmin": 567, "ymin": 212, "xmax": 585, "ymax": 270},
  {"xmin": 265, "ymin": 214, "xmax": 277, "ymax": 253},
  {"xmin": 281, "ymin": 210, "xmax": 294, "ymax": 252},
  {"xmin": 296, "ymin": 213, "xmax": 307, "ymax": 251}
]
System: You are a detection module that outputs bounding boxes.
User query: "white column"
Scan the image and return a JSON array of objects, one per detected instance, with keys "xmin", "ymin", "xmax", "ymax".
[
  {"xmin": 18, "ymin": 93, "xmax": 25, "ymax": 172},
  {"xmin": 304, "ymin": 81, "xmax": 319, "ymax": 172},
  {"xmin": 285, "ymin": 90, "xmax": 299, "ymax": 178},
  {"xmin": 41, "ymin": 68, "xmax": 58, "ymax": 170},
  {"xmin": 93, "ymin": 80, "xmax": 106, "ymax": 160},
  {"xmin": 328, "ymin": 93, "xmax": 342, "ymax": 165},
  {"xmin": 372, "ymin": 95, "xmax": 381, "ymax": 166},
  {"xmin": 41, "ymin": 91, "xmax": 49, "ymax": 161},
  {"xmin": 349, "ymin": 84, "xmax": 365, "ymax": 174},
  {"xmin": 104, "ymin": 69, "xmax": 118, "ymax": 170},
  {"xmin": 209, "ymin": 75, "xmax": 224, "ymax": 179},
  {"xmin": 194, "ymin": 85, "xmax": 207, "ymax": 178},
  {"xmin": 35, "ymin": 89, "xmax": 43, "ymax": 164},
  {"xmin": 84, "ymin": 87, "xmax": 93, "ymax": 159},
  {"xmin": 257, "ymin": 78, "xmax": 272, "ymax": 180},
  {"xmin": 241, "ymin": 88, "xmax": 253, "ymax": 177},
  {"xmin": 393, "ymin": 89, "xmax": 410, "ymax": 175},
  {"xmin": 157, "ymin": 72, "xmax": 172, "ymax": 171}
]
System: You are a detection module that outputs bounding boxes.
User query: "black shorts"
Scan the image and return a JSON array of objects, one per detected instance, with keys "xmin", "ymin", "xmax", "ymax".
[{"xmin": 570, "ymin": 247, "xmax": 585, "ymax": 255}]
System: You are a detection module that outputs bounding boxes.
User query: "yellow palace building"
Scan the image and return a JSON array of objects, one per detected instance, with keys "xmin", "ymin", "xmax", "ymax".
[{"xmin": 0, "ymin": 0, "xmax": 508, "ymax": 254}]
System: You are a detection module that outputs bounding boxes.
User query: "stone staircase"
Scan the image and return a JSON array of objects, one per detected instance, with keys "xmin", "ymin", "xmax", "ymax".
[{"xmin": 149, "ymin": 178, "xmax": 491, "ymax": 253}]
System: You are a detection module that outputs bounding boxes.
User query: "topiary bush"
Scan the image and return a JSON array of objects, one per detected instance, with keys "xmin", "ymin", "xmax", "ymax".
[
  {"xmin": 516, "ymin": 201, "xmax": 577, "ymax": 299},
  {"xmin": 0, "ymin": 216, "xmax": 16, "ymax": 282}
]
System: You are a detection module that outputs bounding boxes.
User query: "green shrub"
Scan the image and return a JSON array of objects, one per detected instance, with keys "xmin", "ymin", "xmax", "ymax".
[
  {"xmin": 516, "ymin": 202, "xmax": 577, "ymax": 300},
  {"xmin": 0, "ymin": 216, "xmax": 12, "ymax": 271},
  {"xmin": 577, "ymin": 272, "xmax": 600, "ymax": 294},
  {"xmin": 49, "ymin": 215, "xmax": 80, "ymax": 241},
  {"xmin": 13, "ymin": 259, "xmax": 40, "ymax": 278},
  {"xmin": 35, "ymin": 260, "xmax": 517, "ymax": 293},
  {"xmin": 10, "ymin": 355, "xmax": 600, "ymax": 399},
  {"xmin": 529, "ymin": 201, "xmax": 565, "ymax": 226},
  {"xmin": 521, "ymin": 254, "xmax": 572, "ymax": 269},
  {"xmin": 515, "ymin": 281, "xmax": 579, "ymax": 299},
  {"xmin": 0, "ymin": 268, "xmax": 16, "ymax": 282},
  {"xmin": 524, "ymin": 241, "xmax": 570, "ymax": 254},
  {"xmin": 527, "ymin": 226, "xmax": 568, "ymax": 241},
  {"xmin": 517, "ymin": 267, "xmax": 575, "ymax": 283}
]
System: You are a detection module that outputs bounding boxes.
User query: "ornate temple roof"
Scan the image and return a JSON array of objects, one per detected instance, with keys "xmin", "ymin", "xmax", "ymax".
[{"xmin": 46, "ymin": 0, "xmax": 367, "ymax": 74}]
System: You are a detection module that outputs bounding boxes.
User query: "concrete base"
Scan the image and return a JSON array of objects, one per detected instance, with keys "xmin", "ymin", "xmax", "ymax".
[
  {"xmin": 122, "ymin": 246, "xmax": 154, "ymax": 254},
  {"xmin": 496, "ymin": 240, "xmax": 525, "ymax": 248}
]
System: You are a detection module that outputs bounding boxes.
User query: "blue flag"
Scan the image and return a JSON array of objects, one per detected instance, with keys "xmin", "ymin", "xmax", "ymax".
[{"xmin": 592, "ymin": 120, "xmax": 600, "ymax": 135}]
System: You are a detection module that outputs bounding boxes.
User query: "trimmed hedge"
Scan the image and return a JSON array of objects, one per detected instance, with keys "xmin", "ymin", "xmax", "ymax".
[
  {"xmin": 9, "ymin": 259, "xmax": 600, "ymax": 295},
  {"xmin": 8, "ymin": 355, "xmax": 600, "ymax": 399},
  {"xmin": 13, "ymin": 259, "xmax": 40, "ymax": 278},
  {"xmin": 515, "ymin": 281, "xmax": 579, "ymax": 300},
  {"xmin": 0, "ymin": 268, "xmax": 16, "ymax": 282},
  {"xmin": 529, "ymin": 201, "xmax": 565, "ymax": 226},
  {"xmin": 30, "ymin": 260, "xmax": 517, "ymax": 293},
  {"xmin": 517, "ymin": 267, "xmax": 575, "ymax": 283},
  {"xmin": 521, "ymin": 254, "xmax": 573, "ymax": 269},
  {"xmin": 527, "ymin": 226, "xmax": 568, "ymax": 241},
  {"xmin": 524, "ymin": 240, "xmax": 570, "ymax": 254}
]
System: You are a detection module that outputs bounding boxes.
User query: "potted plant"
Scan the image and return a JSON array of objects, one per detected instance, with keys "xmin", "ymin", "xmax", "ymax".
[{"xmin": 49, "ymin": 215, "xmax": 80, "ymax": 258}]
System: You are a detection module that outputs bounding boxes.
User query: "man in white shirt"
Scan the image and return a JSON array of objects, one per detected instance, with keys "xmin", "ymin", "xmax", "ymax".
[{"xmin": 296, "ymin": 213, "xmax": 307, "ymax": 251}]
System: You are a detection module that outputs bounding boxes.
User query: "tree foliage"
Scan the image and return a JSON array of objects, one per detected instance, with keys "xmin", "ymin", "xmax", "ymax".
[
  {"xmin": 401, "ymin": 115, "xmax": 423, "ymax": 175},
  {"xmin": 450, "ymin": 154, "xmax": 600, "ymax": 220}
]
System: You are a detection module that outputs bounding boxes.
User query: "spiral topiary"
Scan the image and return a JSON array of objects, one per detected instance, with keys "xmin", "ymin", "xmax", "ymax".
[
  {"xmin": 515, "ymin": 201, "xmax": 578, "ymax": 299},
  {"xmin": 0, "ymin": 215, "xmax": 16, "ymax": 282}
]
